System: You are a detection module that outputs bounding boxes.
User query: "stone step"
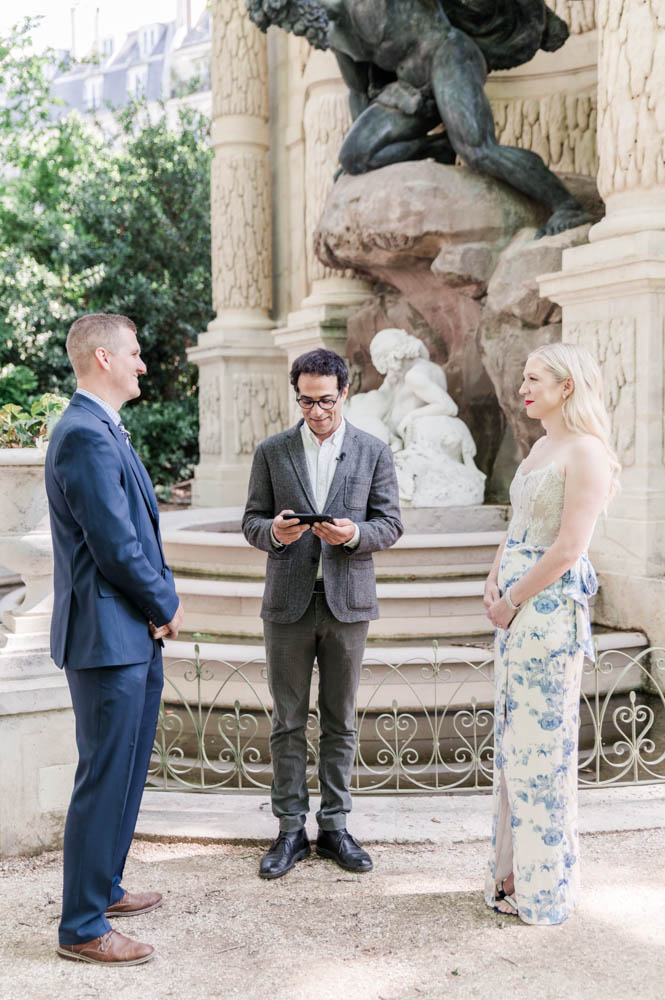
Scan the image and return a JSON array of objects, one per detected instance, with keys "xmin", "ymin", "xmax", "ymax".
[
  {"xmin": 162, "ymin": 528, "xmax": 507, "ymax": 581},
  {"xmin": 162, "ymin": 630, "xmax": 649, "ymax": 713},
  {"xmin": 174, "ymin": 574, "xmax": 491, "ymax": 639}
]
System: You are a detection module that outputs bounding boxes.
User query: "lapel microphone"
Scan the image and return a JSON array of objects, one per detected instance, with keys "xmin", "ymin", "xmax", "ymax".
[{"xmin": 336, "ymin": 452, "xmax": 346, "ymax": 462}]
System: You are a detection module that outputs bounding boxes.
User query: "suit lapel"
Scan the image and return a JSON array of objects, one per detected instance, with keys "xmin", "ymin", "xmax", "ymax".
[
  {"xmin": 285, "ymin": 424, "xmax": 317, "ymax": 513},
  {"xmin": 70, "ymin": 393, "xmax": 160, "ymax": 529},
  {"xmin": 107, "ymin": 421, "xmax": 159, "ymax": 527},
  {"xmin": 323, "ymin": 424, "xmax": 354, "ymax": 511},
  {"xmin": 129, "ymin": 445, "xmax": 159, "ymax": 521}
]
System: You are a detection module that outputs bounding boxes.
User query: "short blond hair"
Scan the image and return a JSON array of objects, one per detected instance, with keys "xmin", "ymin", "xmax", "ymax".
[{"xmin": 66, "ymin": 313, "xmax": 137, "ymax": 376}]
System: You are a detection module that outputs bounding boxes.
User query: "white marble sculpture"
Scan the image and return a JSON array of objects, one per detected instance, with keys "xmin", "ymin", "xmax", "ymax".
[{"xmin": 345, "ymin": 328, "xmax": 486, "ymax": 507}]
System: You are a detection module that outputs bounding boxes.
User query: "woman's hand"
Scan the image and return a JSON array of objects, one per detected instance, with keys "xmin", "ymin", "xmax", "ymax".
[
  {"xmin": 487, "ymin": 595, "xmax": 517, "ymax": 630},
  {"xmin": 483, "ymin": 577, "xmax": 500, "ymax": 610}
]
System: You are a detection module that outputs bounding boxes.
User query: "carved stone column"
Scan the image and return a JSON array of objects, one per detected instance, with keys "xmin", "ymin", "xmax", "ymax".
[
  {"xmin": 539, "ymin": 0, "xmax": 665, "ymax": 644},
  {"xmin": 188, "ymin": 0, "xmax": 288, "ymax": 507},
  {"xmin": 274, "ymin": 48, "xmax": 371, "ymax": 407}
]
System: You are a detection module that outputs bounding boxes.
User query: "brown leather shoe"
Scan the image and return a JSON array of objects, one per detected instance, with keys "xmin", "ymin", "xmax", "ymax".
[
  {"xmin": 105, "ymin": 889, "xmax": 163, "ymax": 918},
  {"xmin": 57, "ymin": 929, "xmax": 154, "ymax": 966}
]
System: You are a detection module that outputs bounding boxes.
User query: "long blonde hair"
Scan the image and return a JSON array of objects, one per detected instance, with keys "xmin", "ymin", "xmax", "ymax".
[{"xmin": 528, "ymin": 342, "xmax": 621, "ymax": 497}]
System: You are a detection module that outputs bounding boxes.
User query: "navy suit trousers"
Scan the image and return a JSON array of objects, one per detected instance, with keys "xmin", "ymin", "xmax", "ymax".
[{"xmin": 58, "ymin": 644, "xmax": 162, "ymax": 945}]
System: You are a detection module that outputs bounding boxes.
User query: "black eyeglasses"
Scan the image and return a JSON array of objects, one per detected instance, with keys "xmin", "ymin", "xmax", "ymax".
[{"xmin": 296, "ymin": 390, "xmax": 342, "ymax": 411}]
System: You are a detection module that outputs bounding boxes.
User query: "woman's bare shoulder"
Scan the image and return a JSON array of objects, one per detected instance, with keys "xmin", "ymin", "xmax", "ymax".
[{"xmin": 565, "ymin": 434, "xmax": 610, "ymax": 471}]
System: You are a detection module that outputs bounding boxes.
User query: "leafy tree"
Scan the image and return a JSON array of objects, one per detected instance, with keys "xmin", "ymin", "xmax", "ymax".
[
  {"xmin": 67, "ymin": 103, "xmax": 213, "ymax": 404},
  {"xmin": 0, "ymin": 17, "xmax": 59, "ymax": 166},
  {"xmin": 0, "ymin": 19, "xmax": 213, "ymax": 488}
]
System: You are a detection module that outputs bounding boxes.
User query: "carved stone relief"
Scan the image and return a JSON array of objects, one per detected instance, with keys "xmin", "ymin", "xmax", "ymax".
[
  {"xmin": 291, "ymin": 35, "xmax": 311, "ymax": 82},
  {"xmin": 566, "ymin": 318, "xmax": 636, "ymax": 466},
  {"xmin": 211, "ymin": 153, "xmax": 272, "ymax": 313},
  {"xmin": 596, "ymin": 0, "xmax": 665, "ymax": 200},
  {"xmin": 198, "ymin": 372, "xmax": 222, "ymax": 456},
  {"xmin": 662, "ymin": 319, "xmax": 665, "ymax": 469},
  {"xmin": 550, "ymin": 0, "xmax": 596, "ymax": 33},
  {"xmin": 212, "ymin": 0, "xmax": 269, "ymax": 120},
  {"xmin": 233, "ymin": 374, "xmax": 288, "ymax": 454},
  {"xmin": 490, "ymin": 91, "xmax": 598, "ymax": 177},
  {"xmin": 304, "ymin": 89, "xmax": 354, "ymax": 286}
]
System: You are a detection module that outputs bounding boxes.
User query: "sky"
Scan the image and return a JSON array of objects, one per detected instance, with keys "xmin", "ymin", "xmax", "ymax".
[{"xmin": 1, "ymin": 1, "xmax": 208, "ymax": 57}]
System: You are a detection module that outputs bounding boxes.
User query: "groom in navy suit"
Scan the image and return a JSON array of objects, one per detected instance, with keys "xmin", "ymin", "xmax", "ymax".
[{"xmin": 45, "ymin": 313, "xmax": 183, "ymax": 966}]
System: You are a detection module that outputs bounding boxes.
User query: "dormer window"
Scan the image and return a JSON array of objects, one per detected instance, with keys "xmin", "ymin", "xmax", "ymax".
[
  {"xmin": 84, "ymin": 75, "xmax": 103, "ymax": 111},
  {"xmin": 127, "ymin": 64, "xmax": 147, "ymax": 97},
  {"xmin": 139, "ymin": 25, "xmax": 158, "ymax": 59}
]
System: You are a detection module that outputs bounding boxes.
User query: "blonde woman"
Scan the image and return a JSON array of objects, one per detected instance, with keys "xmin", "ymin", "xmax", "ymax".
[{"xmin": 483, "ymin": 343, "xmax": 619, "ymax": 925}]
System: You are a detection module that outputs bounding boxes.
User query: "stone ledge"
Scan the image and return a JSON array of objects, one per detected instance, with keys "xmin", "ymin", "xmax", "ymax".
[
  {"xmin": 0, "ymin": 674, "xmax": 72, "ymax": 716},
  {"xmin": 136, "ymin": 784, "xmax": 665, "ymax": 845}
]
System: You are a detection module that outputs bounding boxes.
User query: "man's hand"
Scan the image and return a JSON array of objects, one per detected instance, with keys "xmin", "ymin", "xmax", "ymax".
[
  {"xmin": 150, "ymin": 601, "xmax": 184, "ymax": 641},
  {"xmin": 312, "ymin": 518, "xmax": 356, "ymax": 546},
  {"xmin": 272, "ymin": 509, "xmax": 310, "ymax": 546}
]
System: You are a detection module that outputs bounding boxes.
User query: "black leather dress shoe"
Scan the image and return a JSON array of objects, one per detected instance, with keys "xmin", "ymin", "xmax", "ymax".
[
  {"xmin": 259, "ymin": 830, "xmax": 310, "ymax": 879},
  {"xmin": 316, "ymin": 829, "xmax": 373, "ymax": 872}
]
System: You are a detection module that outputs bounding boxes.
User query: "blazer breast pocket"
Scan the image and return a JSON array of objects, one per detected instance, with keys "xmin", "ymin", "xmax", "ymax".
[
  {"xmin": 264, "ymin": 557, "xmax": 291, "ymax": 610},
  {"xmin": 344, "ymin": 475, "xmax": 372, "ymax": 510}
]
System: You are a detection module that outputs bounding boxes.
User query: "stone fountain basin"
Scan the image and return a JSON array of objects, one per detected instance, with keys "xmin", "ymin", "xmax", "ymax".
[{"xmin": 0, "ymin": 448, "xmax": 49, "ymax": 536}]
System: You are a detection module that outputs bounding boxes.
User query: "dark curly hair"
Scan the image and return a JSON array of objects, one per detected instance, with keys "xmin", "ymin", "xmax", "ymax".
[
  {"xmin": 290, "ymin": 348, "xmax": 348, "ymax": 392},
  {"xmin": 246, "ymin": 0, "xmax": 330, "ymax": 50}
]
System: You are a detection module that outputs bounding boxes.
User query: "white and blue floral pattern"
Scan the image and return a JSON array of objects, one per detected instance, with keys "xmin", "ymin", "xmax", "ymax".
[{"xmin": 484, "ymin": 462, "xmax": 598, "ymax": 925}]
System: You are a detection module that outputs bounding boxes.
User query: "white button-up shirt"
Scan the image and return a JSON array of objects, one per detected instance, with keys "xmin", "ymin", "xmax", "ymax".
[
  {"xmin": 74, "ymin": 388, "xmax": 121, "ymax": 426},
  {"xmin": 301, "ymin": 416, "xmax": 346, "ymax": 510},
  {"xmin": 271, "ymin": 417, "xmax": 360, "ymax": 577}
]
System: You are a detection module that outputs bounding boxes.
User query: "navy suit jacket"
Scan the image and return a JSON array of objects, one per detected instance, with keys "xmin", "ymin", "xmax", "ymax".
[{"xmin": 45, "ymin": 394, "xmax": 179, "ymax": 670}]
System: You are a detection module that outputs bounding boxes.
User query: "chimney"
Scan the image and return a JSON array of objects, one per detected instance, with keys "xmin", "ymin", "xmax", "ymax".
[
  {"xmin": 70, "ymin": 5, "xmax": 76, "ymax": 58},
  {"xmin": 93, "ymin": 6, "xmax": 100, "ymax": 55}
]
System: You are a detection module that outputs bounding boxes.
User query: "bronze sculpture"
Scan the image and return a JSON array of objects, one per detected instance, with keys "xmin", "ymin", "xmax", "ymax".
[{"xmin": 247, "ymin": 0, "xmax": 590, "ymax": 237}]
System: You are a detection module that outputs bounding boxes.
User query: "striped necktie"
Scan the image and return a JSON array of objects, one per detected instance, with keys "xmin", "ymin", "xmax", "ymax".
[{"xmin": 118, "ymin": 422, "xmax": 131, "ymax": 447}]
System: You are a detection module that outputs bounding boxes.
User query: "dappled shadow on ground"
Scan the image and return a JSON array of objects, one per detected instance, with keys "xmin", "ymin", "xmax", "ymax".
[{"xmin": 1, "ymin": 829, "xmax": 663, "ymax": 1000}]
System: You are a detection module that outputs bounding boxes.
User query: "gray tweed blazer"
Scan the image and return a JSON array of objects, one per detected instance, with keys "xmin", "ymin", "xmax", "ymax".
[{"xmin": 242, "ymin": 420, "xmax": 403, "ymax": 623}]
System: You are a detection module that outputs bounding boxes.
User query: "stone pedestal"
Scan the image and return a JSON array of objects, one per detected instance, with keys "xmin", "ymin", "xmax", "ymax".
[
  {"xmin": 0, "ymin": 673, "xmax": 76, "ymax": 857},
  {"xmin": 538, "ymin": 0, "xmax": 665, "ymax": 646},
  {"xmin": 0, "ymin": 449, "xmax": 76, "ymax": 856},
  {"xmin": 189, "ymin": 319, "xmax": 288, "ymax": 506}
]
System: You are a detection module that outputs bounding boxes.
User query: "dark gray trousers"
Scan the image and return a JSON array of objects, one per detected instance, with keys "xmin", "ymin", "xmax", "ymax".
[{"xmin": 263, "ymin": 593, "xmax": 369, "ymax": 832}]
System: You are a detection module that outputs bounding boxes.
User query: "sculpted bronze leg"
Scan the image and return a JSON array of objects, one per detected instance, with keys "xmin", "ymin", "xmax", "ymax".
[
  {"xmin": 338, "ymin": 102, "xmax": 455, "ymax": 176},
  {"xmin": 431, "ymin": 29, "xmax": 590, "ymax": 237}
]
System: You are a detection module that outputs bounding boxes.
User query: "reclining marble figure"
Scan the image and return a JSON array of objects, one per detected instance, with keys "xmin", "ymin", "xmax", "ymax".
[
  {"xmin": 345, "ymin": 328, "xmax": 486, "ymax": 507},
  {"xmin": 247, "ymin": 0, "xmax": 590, "ymax": 237}
]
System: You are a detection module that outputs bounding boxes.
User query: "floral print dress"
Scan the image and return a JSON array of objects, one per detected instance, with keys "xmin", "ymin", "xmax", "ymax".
[{"xmin": 484, "ymin": 462, "xmax": 597, "ymax": 925}]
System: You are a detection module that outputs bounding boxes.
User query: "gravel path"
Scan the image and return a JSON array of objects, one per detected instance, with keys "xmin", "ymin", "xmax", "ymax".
[{"xmin": 1, "ymin": 828, "xmax": 663, "ymax": 1000}]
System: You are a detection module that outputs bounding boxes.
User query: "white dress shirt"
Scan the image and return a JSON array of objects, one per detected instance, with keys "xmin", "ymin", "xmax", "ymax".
[
  {"xmin": 74, "ymin": 388, "xmax": 121, "ymax": 426},
  {"xmin": 301, "ymin": 417, "xmax": 346, "ymax": 510},
  {"xmin": 272, "ymin": 417, "xmax": 360, "ymax": 576}
]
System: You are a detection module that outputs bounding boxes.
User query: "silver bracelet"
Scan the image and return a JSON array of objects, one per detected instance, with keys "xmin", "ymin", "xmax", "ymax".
[{"xmin": 504, "ymin": 587, "xmax": 520, "ymax": 612}]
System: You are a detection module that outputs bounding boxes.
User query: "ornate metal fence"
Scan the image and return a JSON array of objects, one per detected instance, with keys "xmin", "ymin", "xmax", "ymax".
[{"xmin": 148, "ymin": 642, "xmax": 665, "ymax": 792}]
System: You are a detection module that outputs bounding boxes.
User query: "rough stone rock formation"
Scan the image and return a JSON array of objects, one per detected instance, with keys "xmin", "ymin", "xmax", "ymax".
[{"xmin": 315, "ymin": 161, "xmax": 602, "ymax": 491}]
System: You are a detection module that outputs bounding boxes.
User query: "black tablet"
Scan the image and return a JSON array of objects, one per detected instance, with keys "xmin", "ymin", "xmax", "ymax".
[{"xmin": 282, "ymin": 513, "xmax": 333, "ymax": 525}]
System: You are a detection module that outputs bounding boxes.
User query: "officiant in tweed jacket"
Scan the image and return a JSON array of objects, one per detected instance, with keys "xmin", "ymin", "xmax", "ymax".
[{"xmin": 242, "ymin": 348, "xmax": 402, "ymax": 880}]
